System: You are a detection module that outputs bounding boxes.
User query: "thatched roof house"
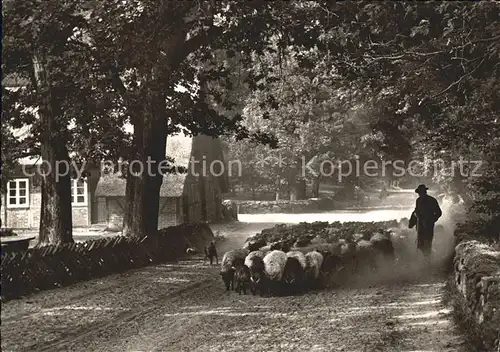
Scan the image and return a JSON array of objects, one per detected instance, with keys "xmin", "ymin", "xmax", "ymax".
[
  {"xmin": 94, "ymin": 133, "xmax": 229, "ymax": 231},
  {"xmin": 2, "ymin": 71, "xmax": 229, "ymax": 230}
]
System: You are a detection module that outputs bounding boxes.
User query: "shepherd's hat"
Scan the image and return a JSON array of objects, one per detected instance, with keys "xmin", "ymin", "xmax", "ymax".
[{"xmin": 415, "ymin": 184, "xmax": 429, "ymax": 193}]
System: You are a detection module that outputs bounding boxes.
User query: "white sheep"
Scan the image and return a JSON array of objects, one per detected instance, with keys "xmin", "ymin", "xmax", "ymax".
[
  {"xmin": 286, "ymin": 250, "xmax": 307, "ymax": 270},
  {"xmin": 305, "ymin": 250, "xmax": 324, "ymax": 282},
  {"xmin": 244, "ymin": 250, "xmax": 267, "ymax": 268},
  {"xmin": 263, "ymin": 250, "xmax": 287, "ymax": 281}
]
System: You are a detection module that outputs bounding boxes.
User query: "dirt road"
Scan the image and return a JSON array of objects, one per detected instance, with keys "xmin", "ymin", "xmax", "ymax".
[{"xmin": 1, "ymin": 220, "xmax": 472, "ymax": 352}]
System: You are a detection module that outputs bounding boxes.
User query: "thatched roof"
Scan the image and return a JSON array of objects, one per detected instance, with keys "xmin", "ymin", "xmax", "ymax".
[
  {"xmin": 95, "ymin": 172, "xmax": 187, "ymax": 197},
  {"xmin": 95, "ymin": 133, "xmax": 193, "ymax": 198}
]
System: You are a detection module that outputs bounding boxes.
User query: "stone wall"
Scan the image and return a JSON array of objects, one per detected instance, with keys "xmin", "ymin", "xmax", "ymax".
[
  {"xmin": 1, "ymin": 222, "xmax": 215, "ymax": 301},
  {"xmin": 452, "ymin": 240, "xmax": 500, "ymax": 351},
  {"xmin": 234, "ymin": 199, "xmax": 333, "ymax": 214}
]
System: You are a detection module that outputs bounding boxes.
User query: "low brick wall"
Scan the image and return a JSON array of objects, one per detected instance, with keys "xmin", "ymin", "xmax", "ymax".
[
  {"xmin": 452, "ymin": 240, "xmax": 500, "ymax": 351},
  {"xmin": 0, "ymin": 223, "xmax": 214, "ymax": 301},
  {"xmin": 234, "ymin": 199, "xmax": 333, "ymax": 214}
]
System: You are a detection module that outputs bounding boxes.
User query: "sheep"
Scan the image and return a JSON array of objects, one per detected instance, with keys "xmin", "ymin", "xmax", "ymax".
[
  {"xmin": 244, "ymin": 250, "xmax": 269, "ymax": 295},
  {"xmin": 282, "ymin": 256, "xmax": 306, "ymax": 295},
  {"xmin": 339, "ymin": 241, "xmax": 357, "ymax": 274},
  {"xmin": 369, "ymin": 233, "xmax": 396, "ymax": 268},
  {"xmin": 270, "ymin": 239, "xmax": 294, "ymax": 253},
  {"xmin": 259, "ymin": 245, "xmax": 272, "ymax": 255},
  {"xmin": 286, "ymin": 250, "xmax": 307, "ymax": 270},
  {"xmin": 243, "ymin": 238, "xmax": 267, "ymax": 252},
  {"xmin": 318, "ymin": 251, "xmax": 343, "ymax": 288},
  {"xmin": 234, "ymin": 265, "xmax": 251, "ymax": 295},
  {"xmin": 355, "ymin": 240, "xmax": 378, "ymax": 273},
  {"xmin": 220, "ymin": 248, "xmax": 250, "ymax": 292},
  {"xmin": 263, "ymin": 250, "xmax": 288, "ymax": 296},
  {"xmin": 304, "ymin": 250, "xmax": 324, "ymax": 287},
  {"xmin": 244, "ymin": 250, "xmax": 267, "ymax": 268},
  {"xmin": 250, "ymin": 266, "xmax": 269, "ymax": 296},
  {"xmin": 294, "ymin": 234, "xmax": 313, "ymax": 247}
]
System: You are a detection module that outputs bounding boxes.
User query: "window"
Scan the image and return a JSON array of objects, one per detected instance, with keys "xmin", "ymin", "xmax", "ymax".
[
  {"xmin": 7, "ymin": 178, "xmax": 30, "ymax": 208},
  {"xmin": 71, "ymin": 178, "xmax": 88, "ymax": 206}
]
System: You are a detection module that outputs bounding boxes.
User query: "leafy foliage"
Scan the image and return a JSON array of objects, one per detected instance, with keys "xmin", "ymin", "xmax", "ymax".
[{"xmin": 2, "ymin": 1, "xmax": 498, "ymax": 240}]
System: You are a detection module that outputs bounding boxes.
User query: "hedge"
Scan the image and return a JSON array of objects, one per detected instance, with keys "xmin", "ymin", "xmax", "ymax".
[{"xmin": 0, "ymin": 223, "xmax": 214, "ymax": 301}]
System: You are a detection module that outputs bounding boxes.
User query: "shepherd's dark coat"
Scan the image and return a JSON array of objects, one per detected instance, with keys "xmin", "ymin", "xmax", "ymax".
[{"xmin": 413, "ymin": 194, "xmax": 442, "ymax": 255}]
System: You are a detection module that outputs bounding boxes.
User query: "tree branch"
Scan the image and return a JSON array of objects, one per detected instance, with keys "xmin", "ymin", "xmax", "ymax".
[
  {"xmin": 171, "ymin": 23, "xmax": 223, "ymax": 68},
  {"xmin": 431, "ymin": 57, "xmax": 485, "ymax": 99},
  {"xmin": 418, "ymin": 57, "xmax": 486, "ymax": 105}
]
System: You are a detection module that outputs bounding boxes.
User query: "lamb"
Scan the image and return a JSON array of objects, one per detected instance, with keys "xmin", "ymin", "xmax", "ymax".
[
  {"xmin": 282, "ymin": 256, "xmax": 306, "ymax": 295},
  {"xmin": 220, "ymin": 248, "xmax": 250, "ymax": 292},
  {"xmin": 263, "ymin": 250, "xmax": 288, "ymax": 296},
  {"xmin": 304, "ymin": 250, "xmax": 324, "ymax": 287},
  {"xmin": 234, "ymin": 265, "xmax": 251, "ymax": 295}
]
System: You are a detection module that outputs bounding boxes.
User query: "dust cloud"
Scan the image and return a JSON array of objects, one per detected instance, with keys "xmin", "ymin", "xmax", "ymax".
[{"xmin": 344, "ymin": 195, "xmax": 465, "ymax": 287}]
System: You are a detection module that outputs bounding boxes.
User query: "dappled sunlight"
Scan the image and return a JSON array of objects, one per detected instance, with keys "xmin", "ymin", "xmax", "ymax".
[
  {"xmin": 1, "ymin": 211, "xmax": 468, "ymax": 352},
  {"xmin": 413, "ymin": 283, "xmax": 443, "ymax": 288},
  {"xmin": 164, "ymin": 310, "xmax": 263, "ymax": 317},
  {"xmin": 239, "ymin": 209, "xmax": 411, "ymax": 224},
  {"xmin": 217, "ymin": 327, "xmax": 268, "ymax": 338},
  {"xmin": 395, "ymin": 308, "xmax": 451, "ymax": 320},
  {"xmin": 39, "ymin": 304, "xmax": 130, "ymax": 318},
  {"xmin": 385, "ymin": 299, "xmax": 441, "ymax": 307},
  {"xmin": 151, "ymin": 277, "xmax": 192, "ymax": 284},
  {"xmin": 406, "ymin": 319, "xmax": 451, "ymax": 327}
]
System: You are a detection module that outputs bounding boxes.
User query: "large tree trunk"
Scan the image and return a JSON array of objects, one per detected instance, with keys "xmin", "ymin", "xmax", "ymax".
[
  {"xmin": 122, "ymin": 88, "xmax": 167, "ymax": 238},
  {"xmin": 33, "ymin": 53, "xmax": 73, "ymax": 244},
  {"xmin": 38, "ymin": 141, "xmax": 73, "ymax": 244},
  {"xmin": 200, "ymin": 176, "xmax": 207, "ymax": 221}
]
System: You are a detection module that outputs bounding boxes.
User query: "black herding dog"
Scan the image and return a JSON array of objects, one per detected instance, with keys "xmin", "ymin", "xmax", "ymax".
[{"xmin": 204, "ymin": 241, "xmax": 218, "ymax": 265}]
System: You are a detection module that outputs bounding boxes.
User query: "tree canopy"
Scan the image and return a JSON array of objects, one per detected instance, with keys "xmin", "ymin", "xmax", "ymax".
[{"xmin": 2, "ymin": 1, "xmax": 499, "ymax": 241}]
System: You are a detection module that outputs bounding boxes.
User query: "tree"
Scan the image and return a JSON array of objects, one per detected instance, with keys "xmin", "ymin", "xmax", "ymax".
[
  {"xmin": 3, "ymin": 0, "xmax": 90, "ymax": 243},
  {"xmin": 81, "ymin": 1, "xmax": 329, "ymax": 236},
  {"xmin": 310, "ymin": 1, "xmax": 499, "ymax": 232}
]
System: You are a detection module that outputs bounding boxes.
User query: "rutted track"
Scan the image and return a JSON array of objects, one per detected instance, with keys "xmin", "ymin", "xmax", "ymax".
[
  {"xmin": 1, "ymin": 219, "xmax": 473, "ymax": 351},
  {"xmin": 1, "ymin": 257, "xmax": 471, "ymax": 351}
]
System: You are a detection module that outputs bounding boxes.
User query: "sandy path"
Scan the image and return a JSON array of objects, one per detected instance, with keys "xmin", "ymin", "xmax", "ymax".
[{"xmin": 1, "ymin": 220, "xmax": 471, "ymax": 352}]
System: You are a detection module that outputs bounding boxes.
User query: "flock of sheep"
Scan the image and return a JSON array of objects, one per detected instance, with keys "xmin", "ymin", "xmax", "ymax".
[
  {"xmin": 220, "ymin": 247, "xmax": 327, "ymax": 296},
  {"xmin": 218, "ymin": 221, "xmax": 403, "ymax": 296}
]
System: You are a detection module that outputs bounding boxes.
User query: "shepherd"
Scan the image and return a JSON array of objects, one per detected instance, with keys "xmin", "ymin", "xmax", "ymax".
[{"xmin": 409, "ymin": 184, "xmax": 442, "ymax": 263}]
